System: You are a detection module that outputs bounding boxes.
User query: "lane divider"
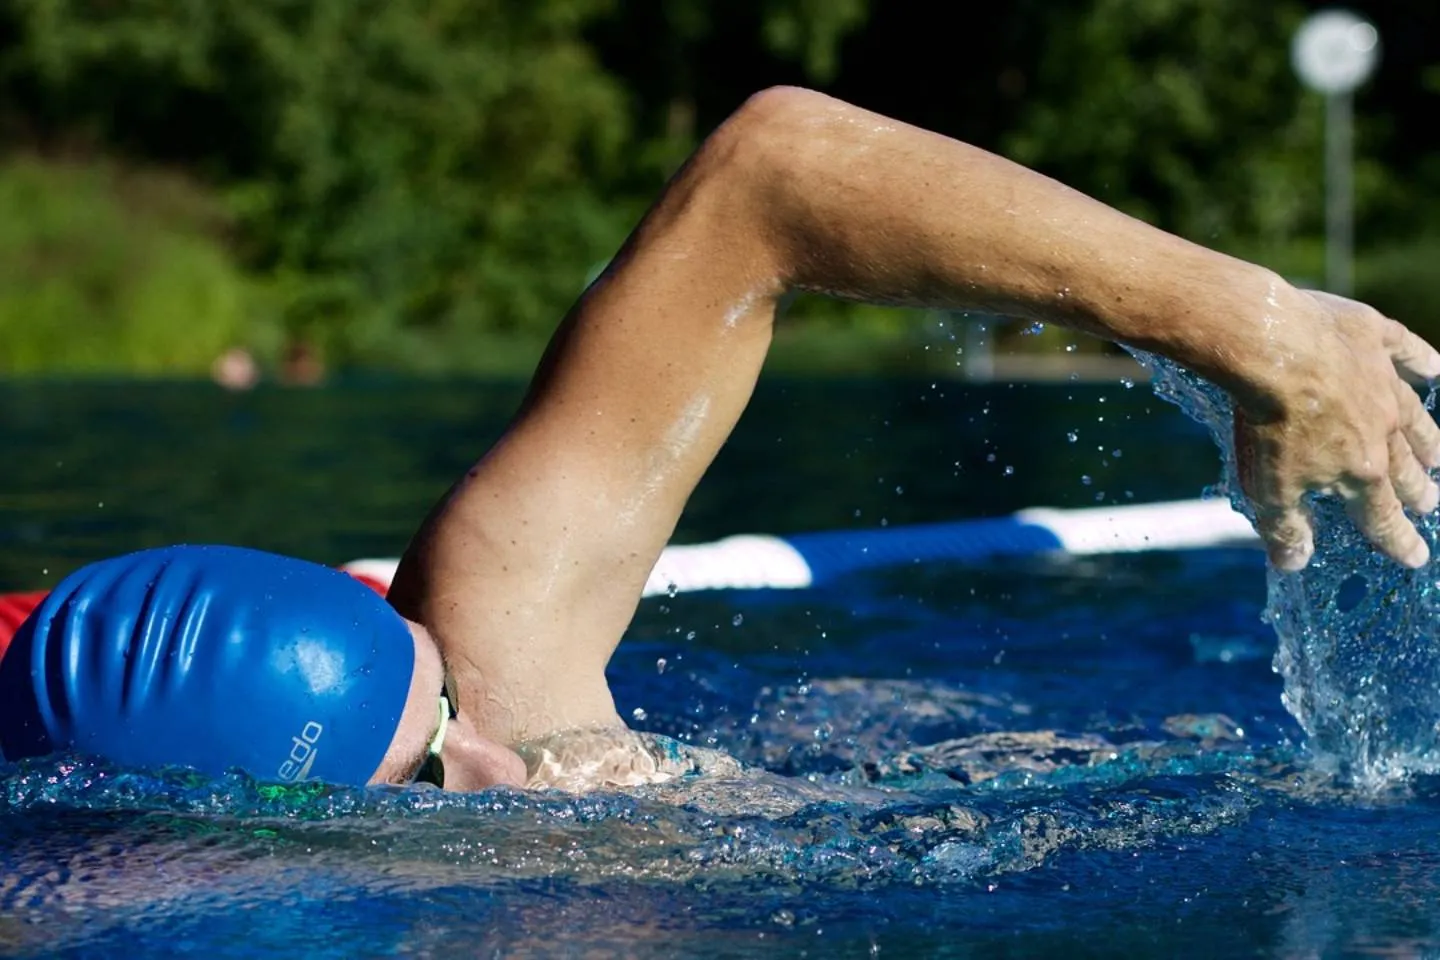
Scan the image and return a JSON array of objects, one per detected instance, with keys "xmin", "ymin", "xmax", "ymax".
[
  {"xmin": 0, "ymin": 499, "xmax": 1260, "ymax": 660},
  {"xmin": 343, "ymin": 498, "xmax": 1259, "ymax": 598}
]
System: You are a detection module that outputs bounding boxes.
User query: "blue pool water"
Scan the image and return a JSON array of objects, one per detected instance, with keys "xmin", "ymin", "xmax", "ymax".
[{"xmin": 4, "ymin": 378, "xmax": 1440, "ymax": 957}]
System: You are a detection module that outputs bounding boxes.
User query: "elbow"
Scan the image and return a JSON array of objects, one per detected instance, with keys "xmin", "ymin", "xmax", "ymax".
[
  {"xmin": 681, "ymin": 87, "xmax": 837, "ymax": 282},
  {"xmin": 619, "ymin": 87, "xmax": 840, "ymax": 306},
  {"xmin": 726, "ymin": 85, "xmax": 834, "ymax": 137},
  {"xmin": 701, "ymin": 86, "xmax": 829, "ymax": 188}
]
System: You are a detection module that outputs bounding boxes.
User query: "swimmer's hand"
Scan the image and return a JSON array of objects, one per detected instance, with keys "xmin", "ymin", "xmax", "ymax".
[{"xmin": 1232, "ymin": 289, "xmax": 1440, "ymax": 572}]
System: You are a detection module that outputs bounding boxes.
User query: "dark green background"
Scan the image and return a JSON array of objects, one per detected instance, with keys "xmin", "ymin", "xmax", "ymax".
[{"xmin": 3, "ymin": 0, "xmax": 1440, "ymax": 374}]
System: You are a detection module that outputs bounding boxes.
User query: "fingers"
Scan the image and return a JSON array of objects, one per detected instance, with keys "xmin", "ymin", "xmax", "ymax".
[
  {"xmin": 1235, "ymin": 409, "xmax": 1315, "ymax": 571},
  {"xmin": 1394, "ymin": 379, "xmax": 1440, "ymax": 470},
  {"xmin": 1235, "ymin": 302, "xmax": 1439, "ymax": 571},
  {"xmin": 1253, "ymin": 500, "xmax": 1316, "ymax": 572},
  {"xmin": 1383, "ymin": 317, "xmax": 1440, "ymax": 382},
  {"xmin": 1238, "ymin": 411, "xmax": 1436, "ymax": 572},
  {"xmin": 1345, "ymin": 477, "xmax": 1430, "ymax": 569},
  {"xmin": 1388, "ymin": 430, "xmax": 1439, "ymax": 516}
]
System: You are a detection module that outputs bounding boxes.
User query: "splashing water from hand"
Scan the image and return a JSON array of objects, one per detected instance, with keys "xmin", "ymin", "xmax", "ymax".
[{"xmin": 1132, "ymin": 349, "xmax": 1440, "ymax": 790}]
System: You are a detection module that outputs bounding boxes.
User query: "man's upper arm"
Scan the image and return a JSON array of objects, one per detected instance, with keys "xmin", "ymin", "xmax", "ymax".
[{"xmin": 387, "ymin": 107, "xmax": 785, "ymax": 740}]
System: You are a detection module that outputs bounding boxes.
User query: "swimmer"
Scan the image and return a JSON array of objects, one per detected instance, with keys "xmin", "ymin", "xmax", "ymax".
[{"xmin": 3, "ymin": 88, "xmax": 1438, "ymax": 791}]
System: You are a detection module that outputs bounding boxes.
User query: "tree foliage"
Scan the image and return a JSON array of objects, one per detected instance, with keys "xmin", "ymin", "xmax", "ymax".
[
  {"xmin": 2, "ymin": 0, "xmax": 1440, "ymax": 373},
  {"xmin": 1003, "ymin": 0, "xmax": 1318, "ymax": 246},
  {"xmin": 0, "ymin": 159, "xmax": 264, "ymax": 374},
  {"xmin": 3, "ymin": 0, "xmax": 639, "ymax": 367}
]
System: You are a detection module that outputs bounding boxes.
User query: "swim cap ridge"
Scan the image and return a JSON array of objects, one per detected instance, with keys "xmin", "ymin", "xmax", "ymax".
[{"xmin": 0, "ymin": 546, "xmax": 414, "ymax": 785}]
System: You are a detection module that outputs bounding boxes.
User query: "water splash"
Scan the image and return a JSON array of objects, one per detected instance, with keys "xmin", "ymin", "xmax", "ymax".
[
  {"xmin": 0, "ymin": 677, "xmax": 1383, "ymax": 956},
  {"xmin": 1131, "ymin": 349, "xmax": 1440, "ymax": 788},
  {"xmin": 0, "ymin": 729, "xmax": 1272, "ymax": 901}
]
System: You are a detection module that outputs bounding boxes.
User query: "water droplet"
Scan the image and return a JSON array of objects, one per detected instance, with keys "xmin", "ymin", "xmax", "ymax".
[
  {"xmin": 1003, "ymin": 465, "xmax": 1014, "ymax": 476},
  {"xmin": 1066, "ymin": 430, "xmax": 1078, "ymax": 443},
  {"xmin": 732, "ymin": 614, "xmax": 744, "ymax": 627},
  {"xmin": 666, "ymin": 582, "xmax": 678, "ymax": 599},
  {"xmin": 1081, "ymin": 475, "xmax": 1093, "ymax": 485},
  {"xmin": 1065, "ymin": 344, "xmax": 1077, "ymax": 353},
  {"xmin": 1121, "ymin": 377, "xmax": 1135, "ymax": 389},
  {"xmin": 656, "ymin": 657, "xmax": 667, "ymax": 674},
  {"xmin": 986, "ymin": 453, "xmax": 997, "ymax": 462},
  {"xmin": 1111, "ymin": 449, "xmax": 1123, "ymax": 458},
  {"xmin": 632, "ymin": 707, "xmax": 647, "ymax": 721},
  {"xmin": 894, "ymin": 485, "xmax": 904, "ymax": 495},
  {"xmin": 1021, "ymin": 322, "xmax": 1045, "ymax": 336}
]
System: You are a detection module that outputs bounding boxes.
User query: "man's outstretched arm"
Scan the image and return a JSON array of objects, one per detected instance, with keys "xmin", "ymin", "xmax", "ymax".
[{"xmin": 388, "ymin": 87, "xmax": 1440, "ymax": 747}]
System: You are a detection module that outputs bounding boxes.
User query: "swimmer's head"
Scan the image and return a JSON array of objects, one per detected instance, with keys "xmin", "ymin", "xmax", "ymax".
[{"xmin": 0, "ymin": 545, "xmax": 523, "ymax": 789}]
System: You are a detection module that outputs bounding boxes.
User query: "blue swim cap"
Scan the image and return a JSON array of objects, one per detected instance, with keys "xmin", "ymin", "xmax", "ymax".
[{"xmin": 0, "ymin": 546, "xmax": 414, "ymax": 785}]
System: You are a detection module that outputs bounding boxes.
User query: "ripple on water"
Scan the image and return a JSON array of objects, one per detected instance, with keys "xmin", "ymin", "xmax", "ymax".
[{"xmin": 0, "ymin": 685, "xmax": 1398, "ymax": 956}]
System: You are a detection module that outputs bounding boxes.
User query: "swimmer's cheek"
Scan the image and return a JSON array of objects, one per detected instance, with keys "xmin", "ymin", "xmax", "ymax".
[{"xmin": 445, "ymin": 735, "xmax": 528, "ymax": 792}]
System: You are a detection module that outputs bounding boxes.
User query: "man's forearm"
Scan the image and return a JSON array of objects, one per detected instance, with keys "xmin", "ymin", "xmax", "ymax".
[
  {"xmin": 715, "ymin": 88, "xmax": 1439, "ymax": 571},
  {"xmin": 725, "ymin": 87, "xmax": 1291, "ymax": 410}
]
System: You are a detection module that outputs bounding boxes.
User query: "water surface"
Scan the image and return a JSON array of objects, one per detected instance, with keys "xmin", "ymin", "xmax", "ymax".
[{"xmin": 3, "ymin": 380, "xmax": 1435, "ymax": 958}]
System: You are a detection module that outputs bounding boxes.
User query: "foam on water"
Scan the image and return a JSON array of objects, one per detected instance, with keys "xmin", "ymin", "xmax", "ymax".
[
  {"xmin": 0, "ymin": 656, "xmax": 1294, "ymax": 954},
  {"xmin": 1132, "ymin": 350, "xmax": 1440, "ymax": 789},
  {"xmin": 0, "ymin": 726, "xmax": 1269, "ymax": 899}
]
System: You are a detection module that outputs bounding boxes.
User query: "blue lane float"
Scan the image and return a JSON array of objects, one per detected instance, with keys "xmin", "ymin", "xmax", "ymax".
[{"xmin": 342, "ymin": 498, "xmax": 1260, "ymax": 599}]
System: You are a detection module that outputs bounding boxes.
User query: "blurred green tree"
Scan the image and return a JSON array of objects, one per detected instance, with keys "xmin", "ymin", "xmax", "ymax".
[
  {"xmin": 4, "ymin": 0, "xmax": 1440, "ymax": 371},
  {"xmin": 2, "ymin": 0, "xmax": 637, "ymax": 369},
  {"xmin": 0, "ymin": 159, "xmax": 266, "ymax": 375},
  {"xmin": 0, "ymin": 0, "xmax": 877, "ymax": 372},
  {"xmin": 1001, "ymin": 0, "xmax": 1321, "ymax": 257}
]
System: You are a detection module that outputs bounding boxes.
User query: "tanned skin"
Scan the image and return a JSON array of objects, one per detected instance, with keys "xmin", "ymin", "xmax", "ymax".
[{"xmin": 386, "ymin": 88, "xmax": 1440, "ymax": 775}]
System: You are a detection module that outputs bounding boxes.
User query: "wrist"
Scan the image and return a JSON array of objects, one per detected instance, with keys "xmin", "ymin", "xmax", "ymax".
[{"xmin": 1086, "ymin": 246, "xmax": 1300, "ymax": 415}]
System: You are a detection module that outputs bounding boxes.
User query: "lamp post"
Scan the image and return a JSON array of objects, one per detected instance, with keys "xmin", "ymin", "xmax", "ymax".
[{"xmin": 1291, "ymin": 10, "xmax": 1380, "ymax": 297}]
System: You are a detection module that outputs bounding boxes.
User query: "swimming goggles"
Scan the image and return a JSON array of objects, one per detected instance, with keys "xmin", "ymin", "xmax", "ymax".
[{"xmin": 413, "ymin": 672, "xmax": 458, "ymax": 788}]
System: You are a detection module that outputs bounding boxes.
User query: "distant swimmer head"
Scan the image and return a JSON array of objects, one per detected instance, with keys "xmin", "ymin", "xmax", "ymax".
[{"xmin": 0, "ymin": 545, "xmax": 415, "ymax": 785}]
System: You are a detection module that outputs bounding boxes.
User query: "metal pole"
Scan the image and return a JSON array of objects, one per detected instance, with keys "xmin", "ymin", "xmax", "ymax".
[{"xmin": 1325, "ymin": 91, "xmax": 1354, "ymax": 296}]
